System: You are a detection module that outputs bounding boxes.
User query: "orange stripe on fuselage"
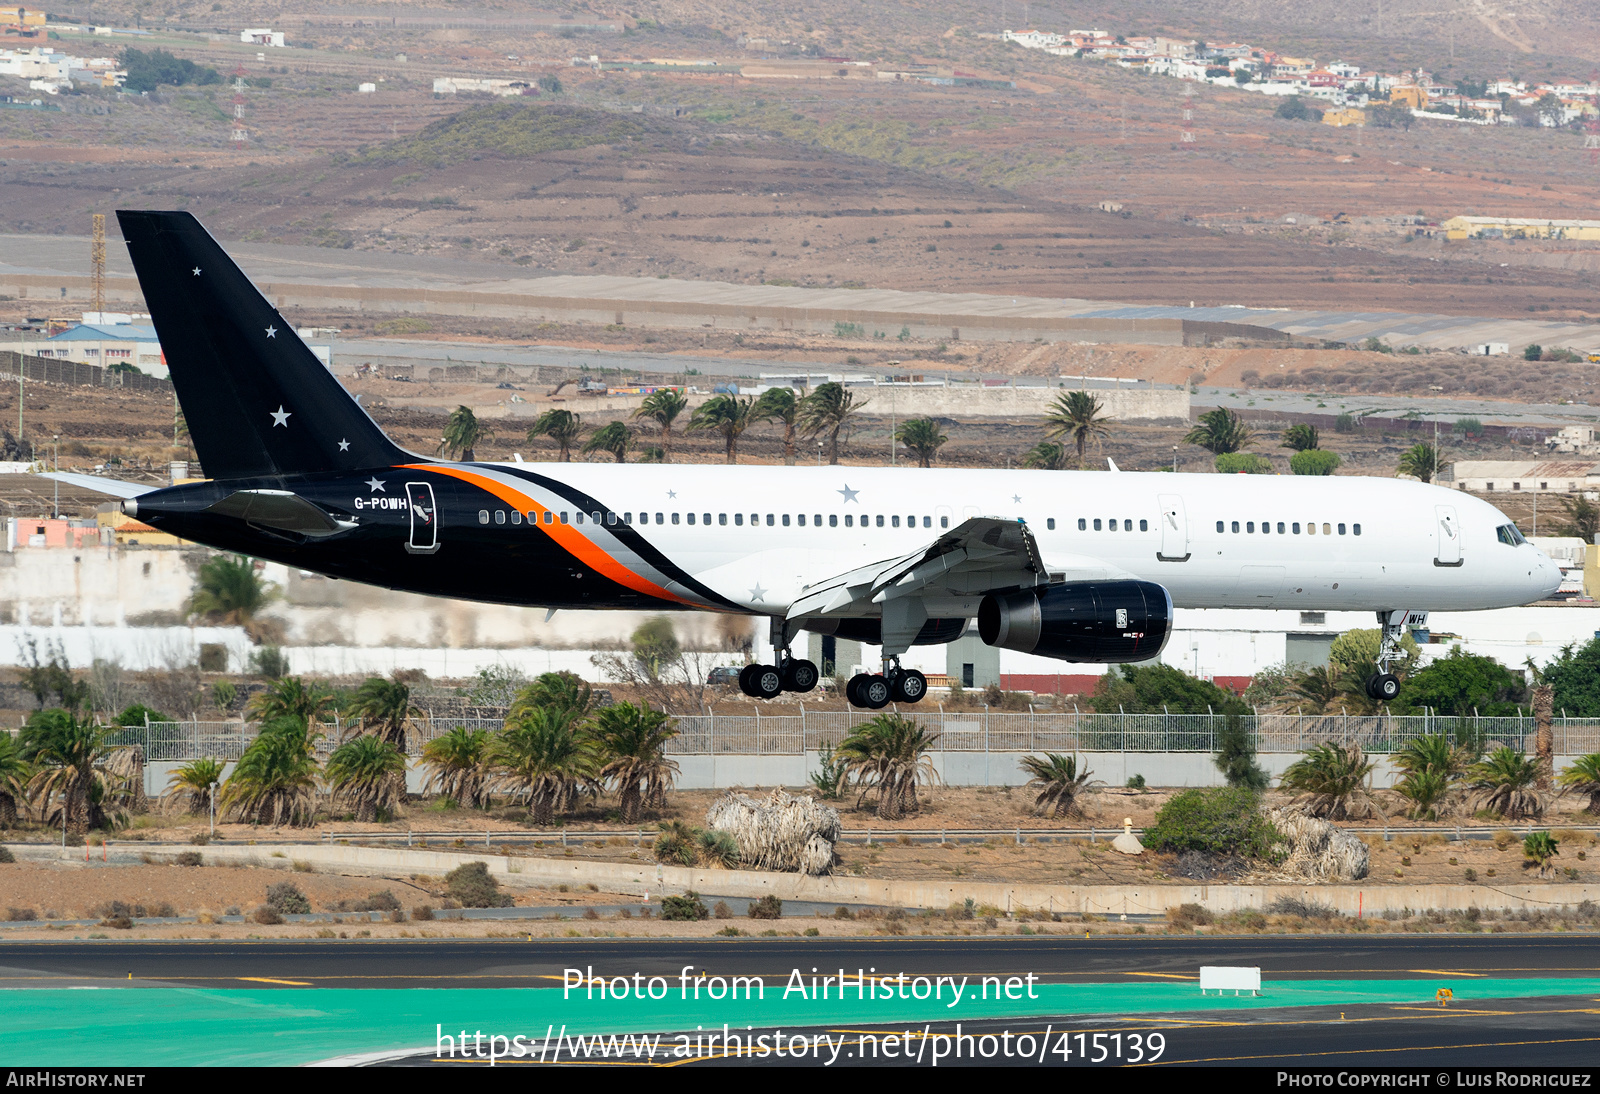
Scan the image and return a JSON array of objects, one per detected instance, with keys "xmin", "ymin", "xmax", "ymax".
[{"xmin": 401, "ymin": 463, "xmax": 694, "ymax": 606}]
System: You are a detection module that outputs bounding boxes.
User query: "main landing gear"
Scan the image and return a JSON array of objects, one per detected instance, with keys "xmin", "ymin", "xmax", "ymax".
[
  {"xmin": 1364, "ymin": 609, "xmax": 1424, "ymax": 703},
  {"xmin": 739, "ymin": 618, "xmax": 819, "ymax": 700},
  {"xmin": 846, "ymin": 658, "xmax": 928, "ymax": 710}
]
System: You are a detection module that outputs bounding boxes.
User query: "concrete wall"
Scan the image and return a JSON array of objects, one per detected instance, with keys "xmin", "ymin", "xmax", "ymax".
[
  {"xmin": 49, "ymin": 840, "xmax": 1595, "ymax": 916},
  {"xmin": 852, "ymin": 385, "xmax": 1189, "ymax": 422}
]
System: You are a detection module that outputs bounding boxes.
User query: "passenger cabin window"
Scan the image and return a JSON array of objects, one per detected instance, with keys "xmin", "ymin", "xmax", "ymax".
[
  {"xmin": 940, "ymin": 516, "xmax": 949, "ymax": 529},
  {"xmin": 1353, "ymin": 523, "xmax": 1362, "ymax": 535},
  {"xmin": 703, "ymin": 513, "xmax": 711, "ymax": 525},
  {"xmin": 1047, "ymin": 519, "xmax": 1056, "ymax": 531},
  {"xmin": 495, "ymin": 511, "xmax": 506, "ymax": 525},
  {"xmin": 1093, "ymin": 519, "xmax": 1102, "ymax": 531},
  {"xmin": 478, "ymin": 510, "xmax": 489, "ymax": 525},
  {"xmin": 1139, "ymin": 519, "xmax": 1148, "ymax": 531},
  {"xmin": 1337, "ymin": 523, "xmax": 1345, "ymax": 535},
  {"xmin": 830, "ymin": 515, "xmax": 838, "ymax": 528},
  {"xmin": 511, "ymin": 511, "xmax": 521, "ymax": 525},
  {"xmin": 687, "ymin": 513, "xmax": 695, "ymax": 525},
  {"xmin": 1078, "ymin": 518, "xmax": 1087, "ymax": 531}
]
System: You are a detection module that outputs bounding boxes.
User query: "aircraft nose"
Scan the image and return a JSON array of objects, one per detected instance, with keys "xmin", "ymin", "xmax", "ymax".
[{"xmin": 1537, "ymin": 556, "xmax": 1562, "ymax": 599}]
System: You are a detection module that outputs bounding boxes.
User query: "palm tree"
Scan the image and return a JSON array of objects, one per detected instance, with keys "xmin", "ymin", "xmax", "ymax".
[
  {"xmin": 632, "ymin": 388, "xmax": 688, "ymax": 462},
  {"xmin": 1558, "ymin": 754, "xmax": 1600, "ymax": 816},
  {"xmin": 511, "ymin": 671, "xmax": 594, "ymax": 722},
  {"xmin": 528, "ymin": 409, "xmax": 584, "ymax": 462},
  {"xmin": 246, "ymin": 676, "xmax": 336, "ymax": 730},
  {"xmin": 346, "ymin": 675, "xmax": 419, "ymax": 750},
  {"xmin": 188, "ymin": 554, "xmax": 277, "ymax": 625},
  {"xmin": 1391, "ymin": 733, "xmax": 1470, "ymax": 820},
  {"xmin": 1397, "ymin": 442, "xmax": 1442, "ymax": 483},
  {"xmin": 1469, "ymin": 746, "xmax": 1546, "ymax": 818},
  {"xmin": 1523, "ymin": 831, "xmax": 1560, "ymax": 878},
  {"xmin": 325, "ymin": 734, "xmax": 407, "ymax": 822},
  {"xmin": 590, "ymin": 701, "xmax": 679, "ymax": 823},
  {"xmin": 836, "ymin": 712, "xmax": 940, "ymax": 819},
  {"xmin": 219, "ymin": 715, "xmax": 321, "ymax": 827},
  {"xmin": 688, "ymin": 394, "xmax": 754, "ymax": 464},
  {"xmin": 1020, "ymin": 440, "xmax": 1069, "ymax": 470},
  {"xmin": 1020, "ymin": 753, "xmax": 1100, "ymax": 818},
  {"xmin": 1279, "ymin": 742, "xmax": 1383, "ymax": 819},
  {"xmin": 1285, "ymin": 664, "xmax": 1357, "ymax": 714},
  {"xmin": 1043, "ymin": 390, "xmax": 1113, "ymax": 468},
  {"xmin": 439, "ymin": 405, "xmax": 490, "ymax": 461},
  {"xmin": 581, "ymin": 420, "xmax": 632, "ymax": 463},
  {"xmin": 1184, "ymin": 408, "xmax": 1255, "ymax": 456},
  {"xmin": 1280, "ymin": 423, "xmax": 1320, "ymax": 451},
  {"xmin": 492, "ymin": 706, "xmax": 598, "ymax": 824},
  {"xmin": 421, "ymin": 726, "xmax": 493, "ymax": 809},
  {"xmin": 19, "ymin": 709, "xmax": 132, "ymax": 834},
  {"xmin": 797, "ymin": 381, "xmax": 864, "ymax": 465},
  {"xmin": 752, "ymin": 387, "xmax": 800, "ymax": 465},
  {"xmin": 0, "ymin": 731, "xmax": 30, "ymax": 827},
  {"xmin": 161, "ymin": 756, "xmax": 225, "ymax": 815},
  {"xmin": 895, "ymin": 417, "xmax": 948, "ymax": 468}
]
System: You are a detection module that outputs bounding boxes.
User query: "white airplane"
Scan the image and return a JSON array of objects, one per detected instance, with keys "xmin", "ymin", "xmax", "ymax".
[{"xmin": 62, "ymin": 212, "xmax": 1562, "ymax": 710}]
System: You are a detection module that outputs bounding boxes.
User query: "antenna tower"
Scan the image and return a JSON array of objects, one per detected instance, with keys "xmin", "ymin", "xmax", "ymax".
[
  {"xmin": 1181, "ymin": 84, "xmax": 1198, "ymax": 143},
  {"xmin": 90, "ymin": 213, "xmax": 105, "ymax": 317},
  {"xmin": 231, "ymin": 65, "xmax": 248, "ymax": 144}
]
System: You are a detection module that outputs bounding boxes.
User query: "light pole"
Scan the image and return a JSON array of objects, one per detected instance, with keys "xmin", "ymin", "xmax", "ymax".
[
  {"xmin": 815, "ymin": 439, "xmax": 823, "ymax": 466},
  {"xmin": 52, "ymin": 434, "xmax": 59, "ymax": 518},
  {"xmin": 1171, "ymin": 445, "xmax": 1178, "ymax": 472},
  {"xmin": 209, "ymin": 780, "xmax": 219, "ymax": 839}
]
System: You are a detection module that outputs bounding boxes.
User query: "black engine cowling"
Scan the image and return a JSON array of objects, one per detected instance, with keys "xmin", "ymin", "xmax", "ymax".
[{"xmin": 977, "ymin": 580, "xmax": 1172, "ymax": 663}]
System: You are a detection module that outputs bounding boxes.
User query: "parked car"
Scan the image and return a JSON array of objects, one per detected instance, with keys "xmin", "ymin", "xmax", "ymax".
[{"xmin": 706, "ymin": 666, "xmax": 743, "ymax": 687}]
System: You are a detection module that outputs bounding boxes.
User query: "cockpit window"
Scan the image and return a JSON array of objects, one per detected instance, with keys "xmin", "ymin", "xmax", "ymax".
[{"xmin": 1496, "ymin": 523, "xmax": 1526, "ymax": 546}]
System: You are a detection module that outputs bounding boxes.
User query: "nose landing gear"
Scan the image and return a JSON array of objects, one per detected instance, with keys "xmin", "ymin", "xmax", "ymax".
[{"xmin": 1363, "ymin": 609, "xmax": 1423, "ymax": 704}]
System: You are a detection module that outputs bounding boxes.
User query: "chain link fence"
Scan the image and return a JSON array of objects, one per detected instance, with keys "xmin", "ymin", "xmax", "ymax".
[{"xmin": 114, "ymin": 709, "xmax": 1600, "ymax": 761}]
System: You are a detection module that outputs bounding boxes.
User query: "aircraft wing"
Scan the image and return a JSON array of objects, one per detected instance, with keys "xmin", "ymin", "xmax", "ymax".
[
  {"xmin": 35, "ymin": 472, "xmax": 159, "ymax": 499},
  {"xmin": 785, "ymin": 516, "xmax": 1051, "ymax": 620}
]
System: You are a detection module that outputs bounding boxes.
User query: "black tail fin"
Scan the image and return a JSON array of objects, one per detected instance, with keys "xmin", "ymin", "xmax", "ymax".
[{"xmin": 116, "ymin": 210, "xmax": 415, "ymax": 480}]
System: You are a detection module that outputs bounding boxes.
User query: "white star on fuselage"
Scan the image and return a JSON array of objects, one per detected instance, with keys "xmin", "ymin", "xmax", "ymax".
[
  {"xmin": 270, "ymin": 405, "xmax": 290, "ymax": 427},
  {"xmin": 838, "ymin": 484, "xmax": 859, "ymax": 502},
  {"xmin": 264, "ymin": 325, "xmax": 277, "ymax": 338},
  {"xmin": 667, "ymin": 489, "xmax": 677, "ymax": 499},
  {"xmin": 749, "ymin": 583, "xmax": 767, "ymax": 603},
  {"xmin": 338, "ymin": 439, "xmax": 350, "ymax": 452},
  {"xmin": 1013, "ymin": 494, "xmax": 1022, "ymax": 504},
  {"xmin": 366, "ymin": 477, "xmax": 385, "ymax": 492}
]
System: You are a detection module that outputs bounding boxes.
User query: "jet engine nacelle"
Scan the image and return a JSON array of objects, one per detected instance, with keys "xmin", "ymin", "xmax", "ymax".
[{"xmin": 977, "ymin": 580, "xmax": 1172, "ymax": 663}]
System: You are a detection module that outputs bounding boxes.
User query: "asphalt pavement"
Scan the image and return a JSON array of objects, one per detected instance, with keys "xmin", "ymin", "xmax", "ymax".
[{"xmin": 3, "ymin": 934, "xmax": 1596, "ymax": 990}]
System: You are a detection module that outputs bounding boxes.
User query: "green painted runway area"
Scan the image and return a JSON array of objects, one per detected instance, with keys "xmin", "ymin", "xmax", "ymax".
[{"xmin": 12, "ymin": 978, "xmax": 1600, "ymax": 1066}]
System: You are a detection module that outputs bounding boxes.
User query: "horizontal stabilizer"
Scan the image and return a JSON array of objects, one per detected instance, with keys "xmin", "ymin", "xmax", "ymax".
[
  {"xmin": 36, "ymin": 472, "xmax": 158, "ymax": 499},
  {"xmin": 204, "ymin": 489, "xmax": 356, "ymax": 538}
]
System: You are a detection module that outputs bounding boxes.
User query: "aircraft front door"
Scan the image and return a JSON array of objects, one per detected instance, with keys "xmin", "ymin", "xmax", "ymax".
[
  {"xmin": 1157, "ymin": 493, "xmax": 1190, "ymax": 562},
  {"xmin": 406, "ymin": 482, "xmax": 440, "ymax": 554},
  {"xmin": 1435, "ymin": 505, "xmax": 1462, "ymax": 566}
]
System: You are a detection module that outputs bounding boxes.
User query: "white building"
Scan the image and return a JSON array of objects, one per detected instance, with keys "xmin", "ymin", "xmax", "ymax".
[
  {"xmin": 240, "ymin": 28, "xmax": 285, "ymax": 47},
  {"xmin": 1451, "ymin": 459, "xmax": 1600, "ymax": 495}
]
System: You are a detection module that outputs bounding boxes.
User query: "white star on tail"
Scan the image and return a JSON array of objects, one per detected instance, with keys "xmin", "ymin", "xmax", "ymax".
[
  {"xmin": 338, "ymin": 439, "xmax": 350, "ymax": 452},
  {"xmin": 191, "ymin": 267, "xmax": 201, "ymax": 276},
  {"xmin": 264, "ymin": 325, "xmax": 277, "ymax": 338},
  {"xmin": 366, "ymin": 477, "xmax": 385, "ymax": 492},
  {"xmin": 270, "ymin": 405, "xmax": 290, "ymax": 427}
]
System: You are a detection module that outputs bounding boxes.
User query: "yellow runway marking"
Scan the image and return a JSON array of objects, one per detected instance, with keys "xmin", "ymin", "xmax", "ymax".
[
  {"xmin": 1409, "ymin": 969, "xmax": 1487, "ymax": 977},
  {"xmin": 1146, "ymin": 1034, "xmax": 1600, "ymax": 1066},
  {"xmin": 1123, "ymin": 972, "xmax": 1198, "ymax": 980},
  {"xmin": 235, "ymin": 977, "xmax": 313, "ymax": 986}
]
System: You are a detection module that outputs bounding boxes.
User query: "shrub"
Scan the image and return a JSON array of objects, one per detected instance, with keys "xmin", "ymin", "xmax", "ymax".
[
  {"xmin": 413, "ymin": 905, "xmax": 435, "ymax": 921},
  {"xmin": 175, "ymin": 851, "xmax": 203, "ymax": 867},
  {"xmin": 1334, "ymin": 412, "xmax": 1356, "ymax": 433},
  {"xmin": 747, "ymin": 895, "xmax": 783, "ymax": 920},
  {"xmin": 1267, "ymin": 896, "xmax": 1338, "ymax": 919},
  {"xmin": 0, "ymin": 847, "xmax": 15, "ymax": 863},
  {"xmin": 1290, "ymin": 449, "xmax": 1341, "ymax": 476},
  {"xmin": 1166, "ymin": 902, "xmax": 1213, "ymax": 927},
  {"xmin": 833, "ymin": 906, "xmax": 855, "ymax": 920},
  {"xmin": 252, "ymin": 905, "xmax": 283, "ymax": 925},
  {"xmin": 336, "ymin": 889, "xmax": 401, "ymax": 913},
  {"xmin": 445, "ymin": 861, "xmax": 514, "ymax": 908},
  {"xmin": 101, "ymin": 915, "xmax": 134, "ymax": 930},
  {"xmin": 1214, "ymin": 452, "xmax": 1272, "ymax": 474},
  {"xmin": 265, "ymin": 881, "xmax": 311, "ymax": 915},
  {"xmin": 660, "ymin": 891, "xmax": 710, "ymax": 921},
  {"xmin": 712, "ymin": 900, "xmax": 732, "ymax": 920},
  {"xmin": 389, "ymin": 908, "xmax": 406, "ymax": 924},
  {"xmin": 1144, "ymin": 788, "xmax": 1279, "ymax": 859},
  {"xmin": 5, "ymin": 907, "xmax": 37, "ymax": 921},
  {"xmin": 1126, "ymin": 774, "xmax": 1146, "ymax": 790}
]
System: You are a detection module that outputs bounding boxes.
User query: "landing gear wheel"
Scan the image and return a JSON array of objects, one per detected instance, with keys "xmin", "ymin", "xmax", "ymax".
[
  {"xmin": 859, "ymin": 675, "xmax": 892, "ymax": 710},
  {"xmin": 738, "ymin": 664, "xmax": 762, "ymax": 698},
  {"xmin": 1368, "ymin": 673, "xmax": 1400, "ymax": 703},
  {"xmin": 752, "ymin": 665, "xmax": 784, "ymax": 700},
  {"xmin": 782, "ymin": 659, "xmax": 819, "ymax": 693},
  {"xmin": 845, "ymin": 673, "xmax": 872, "ymax": 707},
  {"xmin": 891, "ymin": 669, "xmax": 928, "ymax": 704}
]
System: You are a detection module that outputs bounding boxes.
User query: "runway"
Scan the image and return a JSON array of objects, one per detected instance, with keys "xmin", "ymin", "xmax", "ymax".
[
  {"xmin": 5, "ymin": 936, "xmax": 1598, "ymax": 1067},
  {"xmin": 4, "ymin": 934, "xmax": 1599, "ymax": 989}
]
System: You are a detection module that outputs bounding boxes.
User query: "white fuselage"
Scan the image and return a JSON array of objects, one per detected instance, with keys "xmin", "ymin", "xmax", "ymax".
[{"xmin": 496, "ymin": 464, "xmax": 1561, "ymax": 619}]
